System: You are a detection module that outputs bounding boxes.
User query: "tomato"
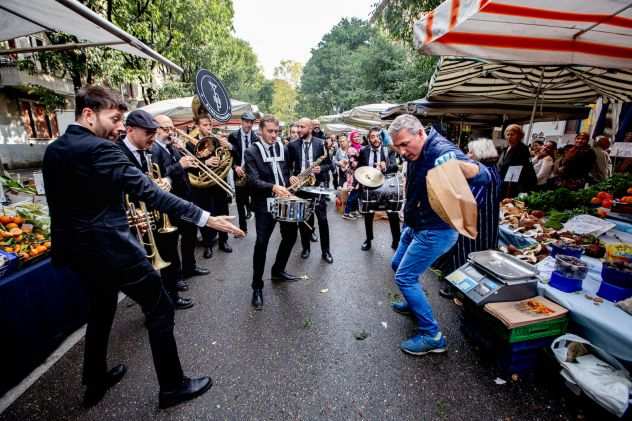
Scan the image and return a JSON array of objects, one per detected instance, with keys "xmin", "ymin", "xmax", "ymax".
[
  {"xmin": 597, "ymin": 191, "xmax": 609, "ymax": 200},
  {"xmin": 591, "ymin": 197, "xmax": 602, "ymax": 205},
  {"xmin": 602, "ymin": 199, "xmax": 613, "ymax": 208},
  {"xmin": 596, "ymin": 208, "xmax": 609, "ymax": 218},
  {"xmin": 627, "ymin": 187, "xmax": 632, "ymax": 195}
]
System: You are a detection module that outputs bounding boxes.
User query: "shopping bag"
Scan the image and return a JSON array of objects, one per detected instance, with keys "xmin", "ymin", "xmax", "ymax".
[{"xmin": 426, "ymin": 159, "xmax": 478, "ymax": 239}]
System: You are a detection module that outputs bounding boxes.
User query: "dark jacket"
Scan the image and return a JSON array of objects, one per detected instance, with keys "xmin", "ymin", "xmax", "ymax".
[
  {"xmin": 358, "ymin": 144, "xmax": 398, "ymax": 174},
  {"xmin": 497, "ymin": 142, "xmax": 537, "ymax": 197},
  {"xmin": 286, "ymin": 137, "xmax": 333, "ymax": 185},
  {"xmin": 43, "ymin": 124, "xmax": 203, "ymax": 274},
  {"xmin": 228, "ymin": 129, "xmax": 259, "ymax": 169},
  {"xmin": 404, "ymin": 129, "xmax": 490, "ymax": 231},
  {"xmin": 245, "ymin": 141, "xmax": 291, "ymax": 212},
  {"xmin": 150, "ymin": 141, "xmax": 192, "ymax": 201}
]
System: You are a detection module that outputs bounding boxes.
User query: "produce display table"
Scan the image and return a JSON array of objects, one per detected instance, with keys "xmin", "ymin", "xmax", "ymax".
[
  {"xmin": 537, "ymin": 256, "xmax": 632, "ymax": 363},
  {"xmin": 0, "ymin": 258, "xmax": 87, "ymax": 396}
]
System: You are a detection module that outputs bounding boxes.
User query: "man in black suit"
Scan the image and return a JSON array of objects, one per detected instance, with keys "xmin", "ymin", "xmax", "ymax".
[
  {"xmin": 43, "ymin": 86, "xmax": 243, "ymax": 409},
  {"xmin": 287, "ymin": 117, "xmax": 334, "ymax": 264},
  {"xmin": 152, "ymin": 115, "xmax": 209, "ymax": 282},
  {"xmin": 245, "ymin": 115, "xmax": 301, "ymax": 310},
  {"xmin": 117, "ymin": 111, "xmax": 194, "ymax": 311},
  {"xmin": 228, "ymin": 112, "xmax": 258, "ymax": 234},
  {"xmin": 358, "ymin": 127, "xmax": 401, "ymax": 251}
]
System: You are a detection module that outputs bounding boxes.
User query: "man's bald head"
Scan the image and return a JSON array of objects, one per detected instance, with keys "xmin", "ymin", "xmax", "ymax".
[
  {"xmin": 297, "ymin": 117, "xmax": 313, "ymax": 140},
  {"xmin": 155, "ymin": 114, "xmax": 174, "ymax": 142}
]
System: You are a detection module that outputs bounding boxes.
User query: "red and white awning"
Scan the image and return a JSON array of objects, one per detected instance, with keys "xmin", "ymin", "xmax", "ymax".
[{"xmin": 414, "ymin": 0, "xmax": 632, "ymax": 68}]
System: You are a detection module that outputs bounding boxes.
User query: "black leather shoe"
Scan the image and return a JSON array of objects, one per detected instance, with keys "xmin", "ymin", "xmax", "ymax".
[
  {"xmin": 361, "ymin": 240, "xmax": 371, "ymax": 251},
  {"xmin": 218, "ymin": 242, "xmax": 232, "ymax": 253},
  {"xmin": 159, "ymin": 376, "xmax": 213, "ymax": 409},
  {"xmin": 301, "ymin": 249, "xmax": 310, "ymax": 259},
  {"xmin": 391, "ymin": 240, "xmax": 399, "ymax": 250},
  {"xmin": 271, "ymin": 271, "xmax": 301, "ymax": 282},
  {"xmin": 183, "ymin": 266, "xmax": 209, "ymax": 278},
  {"xmin": 251, "ymin": 288, "xmax": 263, "ymax": 310},
  {"xmin": 310, "ymin": 232, "xmax": 318, "ymax": 242},
  {"xmin": 245, "ymin": 211, "xmax": 252, "ymax": 220},
  {"xmin": 175, "ymin": 280, "xmax": 189, "ymax": 292},
  {"xmin": 83, "ymin": 364, "xmax": 127, "ymax": 408},
  {"xmin": 322, "ymin": 251, "xmax": 333, "ymax": 264},
  {"xmin": 203, "ymin": 247, "xmax": 213, "ymax": 259},
  {"xmin": 174, "ymin": 296, "xmax": 194, "ymax": 310}
]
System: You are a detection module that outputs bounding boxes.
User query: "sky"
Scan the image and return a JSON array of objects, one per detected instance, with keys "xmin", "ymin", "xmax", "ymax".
[{"xmin": 232, "ymin": 0, "xmax": 375, "ymax": 79}]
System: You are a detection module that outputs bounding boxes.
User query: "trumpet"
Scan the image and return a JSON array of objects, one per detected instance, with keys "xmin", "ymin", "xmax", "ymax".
[
  {"xmin": 174, "ymin": 129, "xmax": 235, "ymax": 197},
  {"xmin": 125, "ymin": 195, "xmax": 171, "ymax": 271},
  {"xmin": 145, "ymin": 154, "xmax": 178, "ymax": 235}
]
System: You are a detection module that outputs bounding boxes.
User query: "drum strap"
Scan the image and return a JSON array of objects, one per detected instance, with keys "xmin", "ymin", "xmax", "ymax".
[
  {"xmin": 368, "ymin": 146, "xmax": 389, "ymax": 168},
  {"xmin": 255, "ymin": 141, "xmax": 286, "ymax": 186},
  {"xmin": 301, "ymin": 140, "xmax": 314, "ymax": 171}
]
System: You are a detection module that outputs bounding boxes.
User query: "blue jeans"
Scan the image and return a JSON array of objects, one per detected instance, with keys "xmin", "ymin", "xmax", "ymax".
[
  {"xmin": 344, "ymin": 189, "xmax": 359, "ymax": 214},
  {"xmin": 391, "ymin": 226, "xmax": 458, "ymax": 336}
]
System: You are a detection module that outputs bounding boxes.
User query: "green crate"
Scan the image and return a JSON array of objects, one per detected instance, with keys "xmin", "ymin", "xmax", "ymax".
[{"xmin": 497, "ymin": 317, "xmax": 568, "ymax": 343}]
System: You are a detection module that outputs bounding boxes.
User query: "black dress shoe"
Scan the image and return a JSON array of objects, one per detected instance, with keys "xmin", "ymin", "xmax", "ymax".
[
  {"xmin": 322, "ymin": 251, "xmax": 333, "ymax": 264},
  {"xmin": 310, "ymin": 232, "xmax": 318, "ymax": 242},
  {"xmin": 174, "ymin": 296, "xmax": 194, "ymax": 310},
  {"xmin": 183, "ymin": 266, "xmax": 209, "ymax": 278},
  {"xmin": 203, "ymin": 247, "xmax": 213, "ymax": 259},
  {"xmin": 218, "ymin": 242, "xmax": 232, "ymax": 253},
  {"xmin": 391, "ymin": 240, "xmax": 400, "ymax": 250},
  {"xmin": 271, "ymin": 270, "xmax": 301, "ymax": 282},
  {"xmin": 83, "ymin": 364, "xmax": 127, "ymax": 408},
  {"xmin": 175, "ymin": 280, "xmax": 189, "ymax": 292},
  {"xmin": 245, "ymin": 211, "xmax": 252, "ymax": 220},
  {"xmin": 361, "ymin": 240, "xmax": 372, "ymax": 251},
  {"xmin": 301, "ymin": 249, "xmax": 310, "ymax": 259},
  {"xmin": 251, "ymin": 288, "xmax": 263, "ymax": 310},
  {"xmin": 159, "ymin": 376, "xmax": 213, "ymax": 409}
]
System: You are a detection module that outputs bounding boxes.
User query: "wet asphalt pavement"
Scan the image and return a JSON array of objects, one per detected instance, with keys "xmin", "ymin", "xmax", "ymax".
[{"xmin": 0, "ymin": 206, "xmax": 609, "ymax": 421}]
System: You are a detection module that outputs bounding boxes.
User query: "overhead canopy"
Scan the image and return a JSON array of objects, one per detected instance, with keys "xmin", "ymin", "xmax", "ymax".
[
  {"xmin": 319, "ymin": 103, "xmax": 397, "ymax": 134},
  {"xmin": 427, "ymin": 57, "xmax": 632, "ymax": 104},
  {"xmin": 0, "ymin": 0, "xmax": 182, "ymax": 73},
  {"xmin": 414, "ymin": 0, "xmax": 632, "ymax": 68},
  {"xmin": 381, "ymin": 97, "xmax": 590, "ymax": 125},
  {"xmin": 139, "ymin": 96, "xmax": 260, "ymax": 128}
]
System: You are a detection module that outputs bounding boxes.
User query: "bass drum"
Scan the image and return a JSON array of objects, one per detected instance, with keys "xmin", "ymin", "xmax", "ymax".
[{"xmin": 359, "ymin": 173, "xmax": 404, "ymax": 214}]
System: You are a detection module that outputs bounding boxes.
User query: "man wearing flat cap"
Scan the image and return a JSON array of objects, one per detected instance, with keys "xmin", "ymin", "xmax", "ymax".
[{"xmin": 228, "ymin": 111, "xmax": 259, "ymax": 234}]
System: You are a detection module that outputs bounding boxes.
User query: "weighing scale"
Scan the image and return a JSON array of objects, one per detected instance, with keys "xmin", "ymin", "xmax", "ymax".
[{"xmin": 446, "ymin": 250, "xmax": 539, "ymax": 306}]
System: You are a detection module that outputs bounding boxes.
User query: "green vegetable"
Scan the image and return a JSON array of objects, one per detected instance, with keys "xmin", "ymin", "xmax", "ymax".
[{"xmin": 0, "ymin": 176, "xmax": 37, "ymax": 195}]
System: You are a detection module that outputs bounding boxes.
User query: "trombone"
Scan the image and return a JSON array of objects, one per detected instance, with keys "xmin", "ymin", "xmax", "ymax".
[{"xmin": 174, "ymin": 128, "xmax": 235, "ymax": 197}]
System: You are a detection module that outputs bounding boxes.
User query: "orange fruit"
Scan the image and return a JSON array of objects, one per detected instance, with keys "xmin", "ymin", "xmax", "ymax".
[
  {"xmin": 0, "ymin": 215, "xmax": 10, "ymax": 225},
  {"xmin": 6, "ymin": 223, "xmax": 18, "ymax": 229},
  {"xmin": 12, "ymin": 216, "xmax": 24, "ymax": 225},
  {"xmin": 44, "ymin": 241, "xmax": 51, "ymax": 249}
]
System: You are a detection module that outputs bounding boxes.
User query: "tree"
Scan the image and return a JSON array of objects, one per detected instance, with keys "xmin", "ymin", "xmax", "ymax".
[
  {"xmin": 273, "ymin": 60, "xmax": 303, "ymax": 88},
  {"xmin": 296, "ymin": 18, "xmax": 435, "ymax": 117},
  {"xmin": 371, "ymin": 0, "xmax": 442, "ymax": 47},
  {"xmin": 270, "ymin": 79, "xmax": 297, "ymax": 123}
]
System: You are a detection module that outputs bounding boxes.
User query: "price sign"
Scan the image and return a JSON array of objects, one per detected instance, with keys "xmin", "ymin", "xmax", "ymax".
[
  {"xmin": 33, "ymin": 171, "xmax": 46, "ymax": 195},
  {"xmin": 504, "ymin": 165, "xmax": 523, "ymax": 183},
  {"xmin": 610, "ymin": 143, "xmax": 632, "ymax": 158}
]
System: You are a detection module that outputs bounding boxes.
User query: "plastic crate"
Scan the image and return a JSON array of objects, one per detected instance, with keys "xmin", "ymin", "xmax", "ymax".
[{"xmin": 0, "ymin": 249, "xmax": 19, "ymax": 278}]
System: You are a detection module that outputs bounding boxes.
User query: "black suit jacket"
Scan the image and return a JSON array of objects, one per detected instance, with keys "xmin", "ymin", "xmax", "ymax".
[
  {"xmin": 497, "ymin": 142, "xmax": 537, "ymax": 195},
  {"xmin": 150, "ymin": 141, "xmax": 192, "ymax": 201},
  {"xmin": 244, "ymin": 142, "xmax": 291, "ymax": 212},
  {"xmin": 358, "ymin": 145, "xmax": 398, "ymax": 174},
  {"xmin": 286, "ymin": 137, "xmax": 332, "ymax": 185},
  {"xmin": 43, "ymin": 125, "xmax": 203, "ymax": 274},
  {"xmin": 228, "ymin": 129, "xmax": 259, "ymax": 169}
]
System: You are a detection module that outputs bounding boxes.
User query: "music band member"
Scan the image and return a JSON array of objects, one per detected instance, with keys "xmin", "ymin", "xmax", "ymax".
[
  {"xmin": 359, "ymin": 126, "xmax": 401, "ymax": 251},
  {"xmin": 288, "ymin": 117, "xmax": 334, "ymax": 264},
  {"xmin": 43, "ymin": 86, "xmax": 244, "ymax": 408},
  {"xmin": 245, "ymin": 115, "xmax": 301, "ymax": 310},
  {"xmin": 228, "ymin": 111, "xmax": 258, "ymax": 234},
  {"xmin": 387, "ymin": 114, "xmax": 490, "ymax": 356},
  {"xmin": 116, "ymin": 111, "xmax": 192, "ymax": 311}
]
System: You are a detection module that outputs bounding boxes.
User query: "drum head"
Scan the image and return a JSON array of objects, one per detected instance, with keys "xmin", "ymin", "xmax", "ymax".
[{"xmin": 300, "ymin": 186, "xmax": 336, "ymax": 196}]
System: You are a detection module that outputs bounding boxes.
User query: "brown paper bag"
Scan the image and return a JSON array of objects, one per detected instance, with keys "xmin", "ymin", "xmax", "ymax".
[{"xmin": 426, "ymin": 159, "xmax": 478, "ymax": 239}]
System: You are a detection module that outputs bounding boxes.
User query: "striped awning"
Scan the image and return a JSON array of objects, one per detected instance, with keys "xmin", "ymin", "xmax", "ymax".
[
  {"xmin": 414, "ymin": 0, "xmax": 632, "ymax": 68},
  {"xmin": 427, "ymin": 57, "xmax": 632, "ymax": 103}
]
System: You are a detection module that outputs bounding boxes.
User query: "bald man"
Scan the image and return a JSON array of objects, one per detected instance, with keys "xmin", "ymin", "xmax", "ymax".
[{"xmin": 287, "ymin": 118, "xmax": 334, "ymax": 263}]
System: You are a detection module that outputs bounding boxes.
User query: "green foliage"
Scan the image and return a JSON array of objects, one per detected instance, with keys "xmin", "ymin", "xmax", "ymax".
[
  {"xmin": 297, "ymin": 18, "xmax": 435, "ymax": 117},
  {"xmin": 270, "ymin": 79, "xmax": 298, "ymax": 124},
  {"xmin": 372, "ymin": 0, "xmax": 442, "ymax": 47}
]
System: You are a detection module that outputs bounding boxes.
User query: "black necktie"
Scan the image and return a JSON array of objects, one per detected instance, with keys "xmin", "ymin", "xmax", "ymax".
[
  {"xmin": 303, "ymin": 142, "xmax": 310, "ymax": 165},
  {"xmin": 268, "ymin": 144, "xmax": 275, "ymax": 156},
  {"xmin": 373, "ymin": 150, "xmax": 379, "ymax": 167},
  {"xmin": 138, "ymin": 150, "xmax": 149, "ymax": 173}
]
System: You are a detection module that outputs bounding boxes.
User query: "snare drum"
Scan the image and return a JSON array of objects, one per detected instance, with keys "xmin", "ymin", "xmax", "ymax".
[
  {"xmin": 359, "ymin": 173, "xmax": 404, "ymax": 214},
  {"xmin": 271, "ymin": 197, "xmax": 312, "ymax": 223}
]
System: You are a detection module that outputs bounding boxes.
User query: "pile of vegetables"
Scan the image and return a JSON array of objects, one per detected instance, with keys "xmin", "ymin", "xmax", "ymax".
[
  {"xmin": 0, "ymin": 203, "xmax": 50, "ymax": 262},
  {"xmin": 0, "ymin": 175, "xmax": 37, "ymax": 196}
]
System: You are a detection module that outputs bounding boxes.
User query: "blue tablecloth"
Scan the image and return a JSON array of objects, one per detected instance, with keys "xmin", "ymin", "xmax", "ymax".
[{"xmin": 0, "ymin": 258, "xmax": 87, "ymax": 396}]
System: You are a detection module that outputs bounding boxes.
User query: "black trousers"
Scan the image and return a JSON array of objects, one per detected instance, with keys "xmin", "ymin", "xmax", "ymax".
[
  {"xmin": 208, "ymin": 186, "xmax": 230, "ymax": 244},
  {"xmin": 191, "ymin": 186, "xmax": 214, "ymax": 247},
  {"xmin": 81, "ymin": 261, "xmax": 183, "ymax": 389},
  {"xmin": 155, "ymin": 230, "xmax": 181, "ymax": 299},
  {"xmin": 364, "ymin": 211, "xmax": 401, "ymax": 244},
  {"xmin": 175, "ymin": 217, "xmax": 197, "ymax": 273},
  {"xmin": 235, "ymin": 184, "xmax": 251, "ymax": 232},
  {"xmin": 299, "ymin": 198, "xmax": 330, "ymax": 253},
  {"xmin": 252, "ymin": 210, "xmax": 298, "ymax": 289}
]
